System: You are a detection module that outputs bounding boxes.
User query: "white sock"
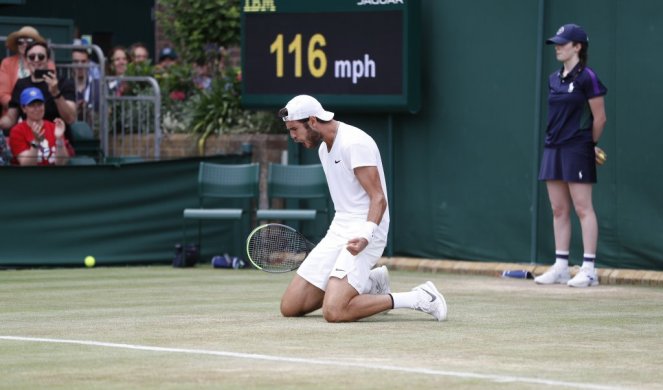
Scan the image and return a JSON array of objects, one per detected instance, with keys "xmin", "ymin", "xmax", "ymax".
[
  {"xmin": 391, "ymin": 291, "xmax": 419, "ymax": 309},
  {"xmin": 555, "ymin": 250, "xmax": 569, "ymax": 268},
  {"xmin": 582, "ymin": 253, "xmax": 596, "ymax": 271},
  {"xmin": 554, "ymin": 259, "xmax": 569, "ymax": 268}
]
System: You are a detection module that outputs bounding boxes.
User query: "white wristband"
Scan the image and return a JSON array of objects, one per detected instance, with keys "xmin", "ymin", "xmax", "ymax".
[{"xmin": 358, "ymin": 221, "xmax": 378, "ymax": 243}]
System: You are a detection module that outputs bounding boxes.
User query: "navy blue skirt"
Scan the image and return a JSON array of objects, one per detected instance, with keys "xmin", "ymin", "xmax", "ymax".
[{"xmin": 538, "ymin": 143, "xmax": 597, "ymax": 183}]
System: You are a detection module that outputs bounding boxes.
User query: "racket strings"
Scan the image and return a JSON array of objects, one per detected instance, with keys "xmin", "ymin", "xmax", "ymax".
[{"xmin": 248, "ymin": 225, "xmax": 311, "ymax": 271}]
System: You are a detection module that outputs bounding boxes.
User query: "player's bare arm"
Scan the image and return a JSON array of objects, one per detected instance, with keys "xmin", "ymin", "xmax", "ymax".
[{"xmin": 346, "ymin": 165, "xmax": 387, "ymax": 255}]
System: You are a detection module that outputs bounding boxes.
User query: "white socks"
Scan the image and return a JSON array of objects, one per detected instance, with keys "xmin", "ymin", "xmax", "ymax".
[
  {"xmin": 554, "ymin": 251, "xmax": 597, "ymax": 270},
  {"xmin": 582, "ymin": 253, "xmax": 596, "ymax": 271},
  {"xmin": 555, "ymin": 250, "xmax": 569, "ymax": 268},
  {"xmin": 390, "ymin": 291, "xmax": 419, "ymax": 309}
]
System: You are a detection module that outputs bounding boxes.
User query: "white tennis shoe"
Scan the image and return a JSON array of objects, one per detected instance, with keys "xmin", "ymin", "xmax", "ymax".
[
  {"xmin": 567, "ymin": 266, "xmax": 599, "ymax": 288},
  {"xmin": 412, "ymin": 281, "xmax": 447, "ymax": 321},
  {"xmin": 534, "ymin": 264, "xmax": 571, "ymax": 285},
  {"xmin": 368, "ymin": 265, "xmax": 391, "ymax": 295}
]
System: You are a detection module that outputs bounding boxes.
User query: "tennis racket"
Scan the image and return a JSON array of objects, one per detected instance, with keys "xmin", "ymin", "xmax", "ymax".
[{"xmin": 245, "ymin": 223, "xmax": 316, "ymax": 273}]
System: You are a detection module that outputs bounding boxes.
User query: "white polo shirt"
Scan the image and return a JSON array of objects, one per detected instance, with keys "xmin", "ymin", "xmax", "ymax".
[{"xmin": 318, "ymin": 121, "xmax": 389, "ymax": 224}]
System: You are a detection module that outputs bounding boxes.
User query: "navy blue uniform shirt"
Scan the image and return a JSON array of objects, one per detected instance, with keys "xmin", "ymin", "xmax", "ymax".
[{"xmin": 545, "ymin": 63, "xmax": 607, "ymax": 147}]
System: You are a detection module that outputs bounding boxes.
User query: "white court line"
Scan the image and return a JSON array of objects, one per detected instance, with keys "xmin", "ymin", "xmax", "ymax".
[{"xmin": 1, "ymin": 335, "xmax": 625, "ymax": 390}]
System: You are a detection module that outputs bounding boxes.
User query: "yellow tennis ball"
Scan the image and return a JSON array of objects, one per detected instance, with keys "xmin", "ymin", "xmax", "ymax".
[
  {"xmin": 84, "ymin": 256, "xmax": 96, "ymax": 268},
  {"xmin": 597, "ymin": 151, "xmax": 607, "ymax": 165}
]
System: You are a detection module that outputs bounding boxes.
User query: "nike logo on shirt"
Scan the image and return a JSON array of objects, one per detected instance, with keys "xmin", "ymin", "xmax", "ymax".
[{"xmin": 334, "ymin": 160, "xmax": 341, "ymax": 164}]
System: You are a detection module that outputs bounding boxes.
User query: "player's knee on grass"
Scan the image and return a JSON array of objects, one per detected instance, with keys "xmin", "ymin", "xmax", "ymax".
[
  {"xmin": 280, "ymin": 289, "xmax": 324, "ymax": 317},
  {"xmin": 322, "ymin": 305, "xmax": 348, "ymax": 323},
  {"xmin": 280, "ymin": 296, "xmax": 307, "ymax": 317},
  {"xmin": 280, "ymin": 304, "xmax": 300, "ymax": 317},
  {"xmin": 321, "ymin": 295, "xmax": 354, "ymax": 323}
]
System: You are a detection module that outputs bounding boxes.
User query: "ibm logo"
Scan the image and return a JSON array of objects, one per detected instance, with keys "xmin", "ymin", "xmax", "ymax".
[{"xmin": 243, "ymin": 0, "xmax": 276, "ymax": 12}]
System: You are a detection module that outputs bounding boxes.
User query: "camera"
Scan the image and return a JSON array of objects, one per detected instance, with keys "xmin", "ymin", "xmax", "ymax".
[{"xmin": 33, "ymin": 69, "xmax": 54, "ymax": 79}]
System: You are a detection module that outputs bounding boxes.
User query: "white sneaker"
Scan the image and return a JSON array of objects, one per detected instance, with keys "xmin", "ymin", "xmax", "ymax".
[
  {"xmin": 567, "ymin": 267, "xmax": 599, "ymax": 288},
  {"xmin": 412, "ymin": 281, "xmax": 447, "ymax": 321},
  {"xmin": 368, "ymin": 265, "xmax": 391, "ymax": 295},
  {"xmin": 534, "ymin": 265, "xmax": 571, "ymax": 285}
]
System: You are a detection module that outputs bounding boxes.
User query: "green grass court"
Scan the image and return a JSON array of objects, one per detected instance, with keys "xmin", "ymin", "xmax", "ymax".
[{"xmin": 1, "ymin": 265, "xmax": 662, "ymax": 389}]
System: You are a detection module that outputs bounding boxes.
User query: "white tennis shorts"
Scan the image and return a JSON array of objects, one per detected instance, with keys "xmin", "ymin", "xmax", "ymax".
[{"xmin": 296, "ymin": 213, "xmax": 388, "ymax": 293}]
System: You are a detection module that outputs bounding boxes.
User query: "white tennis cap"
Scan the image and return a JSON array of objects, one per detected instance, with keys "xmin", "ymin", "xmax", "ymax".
[{"xmin": 281, "ymin": 95, "xmax": 334, "ymax": 122}]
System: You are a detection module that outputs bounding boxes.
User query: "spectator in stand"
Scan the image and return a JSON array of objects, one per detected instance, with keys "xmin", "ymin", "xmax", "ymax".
[
  {"xmin": 129, "ymin": 42, "xmax": 150, "ymax": 64},
  {"xmin": 108, "ymin": 46, "xmax": 129, "ymax": 96},
  {"xmin": 72, "ymin": 48, "xmax": 101, "ymax": 121},
  {"xmin": 0, "ymin": 42, "xmax": 76, "ymax": 140},
  {"xmin": 0, "ymin": 26, "xmax": 53, "ymax": 114},
  {"xmin": 157, "ymin": 47, "xmax": 178, "ymax": 69},
  {"xmin": 9, "ymin": 87, "xmax": 74, "ymax": 166}
]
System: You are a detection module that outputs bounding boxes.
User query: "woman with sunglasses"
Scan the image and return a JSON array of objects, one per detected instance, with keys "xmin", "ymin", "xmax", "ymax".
[
  {"xmin": 0, "ymin": 41, "xmax": 76, "ymax": 139},
  {"xmin": 0, "ymin": 26, "xmax": 53, "ymax": 115}
]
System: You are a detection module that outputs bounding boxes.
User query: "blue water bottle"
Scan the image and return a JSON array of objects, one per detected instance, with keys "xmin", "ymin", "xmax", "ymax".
[{"xmin": 501, "ymin": 270, "xmax": 533, "ymax": 279}]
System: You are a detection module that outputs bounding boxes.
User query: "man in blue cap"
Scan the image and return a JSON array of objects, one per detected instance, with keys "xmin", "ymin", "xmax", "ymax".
[
  {"xmin": 158, "ymin": 47, "xmax": 178, "ymax": 69},
  {"xmin": 8, "ymin": 87, "xmax": 74, "ymax": 165}
]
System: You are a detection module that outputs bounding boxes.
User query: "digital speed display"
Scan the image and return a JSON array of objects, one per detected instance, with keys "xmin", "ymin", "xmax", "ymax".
[{"xmin": 241, "ymin": 0, "xmax": 421, "ymax": 112}]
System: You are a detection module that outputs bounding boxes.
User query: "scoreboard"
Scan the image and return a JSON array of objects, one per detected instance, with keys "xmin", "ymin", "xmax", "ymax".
[{"xmin": 241, "ymin": 0, "xmax": 421, "ymax": 112}]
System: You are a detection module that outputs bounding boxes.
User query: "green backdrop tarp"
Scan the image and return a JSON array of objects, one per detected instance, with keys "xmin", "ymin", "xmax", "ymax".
[{"xmin": 0, "ymin": 155, "xmax": 250, "ymax": 267}]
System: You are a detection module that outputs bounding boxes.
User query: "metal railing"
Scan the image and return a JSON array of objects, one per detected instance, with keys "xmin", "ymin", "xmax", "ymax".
[{"xmin": 103, "ymin": 76, "xmax": 161, "ymax": 160}]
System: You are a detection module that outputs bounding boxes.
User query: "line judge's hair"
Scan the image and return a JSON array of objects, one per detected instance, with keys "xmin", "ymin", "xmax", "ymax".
[{"xmin": 578, "ymin": 42, "xmax": 589, "ymax": 67}]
